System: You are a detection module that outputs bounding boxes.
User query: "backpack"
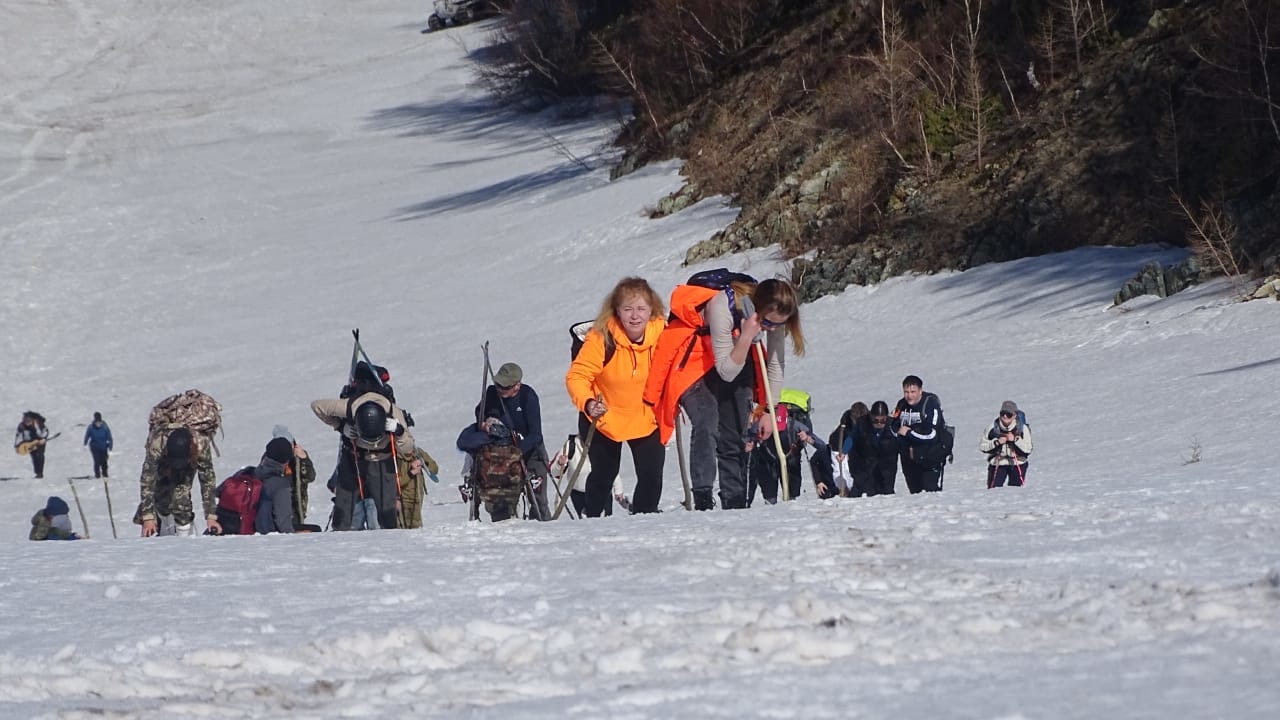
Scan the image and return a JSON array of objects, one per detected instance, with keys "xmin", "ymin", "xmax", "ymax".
[
  {"xmin": 474, "ymin": 442, "xmax": 526, "ymax": 501},
  {"xmin": 910, "ymin": 424, "xmax": 955, "ymax": 469},
  {"xmin": 570, "ymin": 320, "xmax": 617, "ymax": 367},
  {"xmin": 989, "ymin": 410, "xmax": 1029, "ymax": 439},
  {"xmin": 148, "ymin": 389, "xmax": 222, "ymax": 454},
  {"xmin": 215, "ymin": 467, "xmax": 262, "ymax": 535}
]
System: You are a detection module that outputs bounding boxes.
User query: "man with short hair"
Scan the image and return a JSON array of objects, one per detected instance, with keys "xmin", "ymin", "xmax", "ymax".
[{"xmin": 892, "ymin": 375, "xmax": 947, "ymax": 493}]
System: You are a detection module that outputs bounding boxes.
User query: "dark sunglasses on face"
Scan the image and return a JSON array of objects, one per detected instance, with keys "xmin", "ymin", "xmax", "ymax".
[
  {"xmin": 760, "ymin": 317, "xmax": 783, "ymax": 329},
  {"xmin": 1000, "ymin": 411, "xmax": 1014, "ymax": 418},
  {"xmin": 871, "ymin": 417, "xmax": 888, "ymax": 426}
]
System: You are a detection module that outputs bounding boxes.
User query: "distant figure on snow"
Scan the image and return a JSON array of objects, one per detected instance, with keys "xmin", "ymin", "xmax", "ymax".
[
  {"xmin": 83, "ymin": 411, "xmax": 114, "ymax": 479},
  {"xmin": 15, "ymin": 411, "xmax": 51, "ymax": 479},
  {"xmin": 30, "ymin": 496, "xmax": 80, "ymax": 541}
]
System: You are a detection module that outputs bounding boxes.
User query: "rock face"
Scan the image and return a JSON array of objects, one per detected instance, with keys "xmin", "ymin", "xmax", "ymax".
[
  {"xmin": 1113, "ymin": 259, "xmax": 1204, "ymax": 305},
  {"xmin": 618, "ymin": 0, "xmax": 1279, "ymax": 303}
]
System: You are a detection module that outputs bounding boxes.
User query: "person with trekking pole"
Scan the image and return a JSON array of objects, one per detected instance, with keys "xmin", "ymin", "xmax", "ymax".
[
  {"xmin": 644, "ymin": 271, "xmax": 805, "ymax": 511},
  {"xmin": 979, "ymin": 400, "xmax": 1033, "ymax": 488},
  {"xmin": 478, "ymin": 362, "xmax": 553, "ymax": 520},
  {"xmin": 566, "ymin": 277, "xmax": 667, "ymax": 517}
]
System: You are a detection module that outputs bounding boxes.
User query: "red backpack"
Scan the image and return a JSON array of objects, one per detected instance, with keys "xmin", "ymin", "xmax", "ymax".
[{"xmin": 215, "ymin": 467, "xmax": 262, "ymax": 535}]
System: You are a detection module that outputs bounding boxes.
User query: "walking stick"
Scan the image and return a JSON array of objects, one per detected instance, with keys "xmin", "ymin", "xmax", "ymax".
[
  {"xmin": 66, "ymin": 477, "xmax": 90, "ymax": 539},
  {"xmin": 674, "ymin": 412, "xmax": 693, "ymax": 510},
  {"xmin": 752, "ymin": 341, "xmax": 791, "ymax": 501},
  {"xmin": 103, "ymin": 477, "xmax": 118, "ymax": 538},
  {"xmin": 553, "ymin": 422, "xmax": 595, "ymax": 519}
]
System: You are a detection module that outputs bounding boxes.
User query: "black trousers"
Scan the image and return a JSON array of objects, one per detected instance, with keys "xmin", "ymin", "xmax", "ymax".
[
  {"xmin": 584, "ymin": 423, "xmax": 665, "ymax": 516},
  {"xmin": 91, "ymin": 448, "xmax": 109, "ymax": 478},
  {"xmin": 900, "ymin": 454, "xmax": 941, "ymax": 493},
  {"xmin": 30, "ymin": 446, "xmax": 46, "ymax": 477},
  {"xmin": 988, "ymin": 462, "xmax": 1028, "ymax": 487}
]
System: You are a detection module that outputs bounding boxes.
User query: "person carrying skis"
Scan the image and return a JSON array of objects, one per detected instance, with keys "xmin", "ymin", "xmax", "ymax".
[
  {"xmin": 565, "ymin": 277, "xmax": 667, "ymax": 516},
  {"xmin": 477, "ymin": 362, "xmax": 552, "ymax": 520},
  {"xmin": 979, "ymin": 400, "xmax": 1033, "ymax": 487},
  {"xmin": 892, "ymin": 375, "xmax": 948, "ymax": 493},
  {"xmin": 134, "ymin": 426, "xmax": 222, "ymax": 536},
  {"xmin": 745, "ymin": 403, "xmax": 835, "ymax": 503},
  {"xmin": 457, "ymin": 408, "xmax": 526, "ymax": 522},
  {"xmin": 644, "ymin": 271, "xmax": 806, "ymax": 510},
  {"xmin": 83, "ymin": 411, "xmax": 114, "ymax": 479},
  {"xmin": 15, "ymin": 411, "xmax": 50, "ymax": 478},
  {"xmin": 313, "ymin": 377, "xmax": 417, "ymax": 531}
]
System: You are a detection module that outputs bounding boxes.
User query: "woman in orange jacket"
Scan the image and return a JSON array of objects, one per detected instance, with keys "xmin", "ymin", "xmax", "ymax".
[{"xmin": 566, "ymin": 277, "xmax": 667, "ymax": 516}]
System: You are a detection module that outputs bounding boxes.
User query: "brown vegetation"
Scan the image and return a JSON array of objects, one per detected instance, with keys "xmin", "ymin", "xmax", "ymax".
[{"xmin": 480, "ymin": 0, "xmax": 1280, "ymax": 300}]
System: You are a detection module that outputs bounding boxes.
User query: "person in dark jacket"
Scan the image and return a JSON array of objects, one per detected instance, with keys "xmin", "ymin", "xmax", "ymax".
[
  {"xmin": 15, "ymin": 411, "xmax": 50, "ymax": 478},
  {"xmin": 83, "ymin": 411, "xmax": 114, "ymax": 478},
  {"xmin": 892, "ymin": 375, "xmax": 947, "ymax": 493},
  {"xmin": 254, "ymin": 437, "xmax": 297, "ymax": 534},
  {"xmin": 841, "ymin": 400, "xmax": 899, "ymax": 497},
  {"xmin": 30, "ymin": 496, "xmax": 80, "ymax": 540},
  {"xmin": 478, "ymin": 362, "xmax": 552, "ymax": 520}
]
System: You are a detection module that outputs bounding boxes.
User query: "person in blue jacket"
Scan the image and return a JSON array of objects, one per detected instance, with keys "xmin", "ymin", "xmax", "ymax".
[{"xmin": 83, "ymin": 411, "xmax": 114, "ymax": 478}]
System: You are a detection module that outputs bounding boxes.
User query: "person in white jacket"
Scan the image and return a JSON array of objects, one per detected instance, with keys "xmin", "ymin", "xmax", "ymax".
[{"xmin": 978, "ymin": 400, "xmax": 1033, "ymax": 488}]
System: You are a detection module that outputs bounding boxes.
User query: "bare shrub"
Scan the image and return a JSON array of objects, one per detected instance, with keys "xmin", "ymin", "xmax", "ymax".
[
  {"xmin": 1174, "ymin": 193, "xmax": 1247, "ymax": 295},
  {"xmin": 1182, "ymin": 437, "xmax": 1202, "ymax": 465}
]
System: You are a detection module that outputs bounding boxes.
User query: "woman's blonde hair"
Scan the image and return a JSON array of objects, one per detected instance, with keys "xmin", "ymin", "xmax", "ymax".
[
  {"xmin": 593, "ymin": 277, "xmax": 666, "ymax": 336},
  {"xmin": 750, "ymin": 278, "xmax": 805, "ymax": 356}
]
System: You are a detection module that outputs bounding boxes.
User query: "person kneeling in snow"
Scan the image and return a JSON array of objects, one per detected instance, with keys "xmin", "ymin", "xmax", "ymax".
[{"xmin": 30, "ymin": 496, "xmax": 80, "ymax": 541}]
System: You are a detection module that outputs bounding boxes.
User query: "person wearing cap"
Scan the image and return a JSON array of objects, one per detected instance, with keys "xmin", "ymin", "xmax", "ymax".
[
  {"xmin": 979, "ymin": 401, "xmax": 1033, "ymax": 488},
  {"xmin": 478, "ymin": 361, "xmax": 552, "ymax": 520},
  {"xmin": 271, "ymin": 425, "xmax": 317, "ymax": 527},
  {"xmin": 254, "ymin": 437, "xmax": 300, "ymax": 533},
  {"xmin": 133, "ymin": 427, "xmax": 221, "ymax": 537},
  {"xmin": 83, "ymin": 411, "xmax": 114, "ymax": 479},
  {"xmin": 30, "ymin": 496, "xmax": 80, "ymax": 541}
]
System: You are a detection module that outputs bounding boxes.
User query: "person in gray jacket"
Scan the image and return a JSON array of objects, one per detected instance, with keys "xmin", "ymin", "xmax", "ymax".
[{"xmin": 254, "ymin": 437, "xmax": 297, "ymax": 533}]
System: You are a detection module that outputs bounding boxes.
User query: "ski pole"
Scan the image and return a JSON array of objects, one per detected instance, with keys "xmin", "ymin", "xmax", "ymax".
[
  {"xmin": 553, "ymin": 421, "xmax": 595, "ymax": 519},
  {"xmin": 103, "ymin": 477, "xmax": 118, "ymax": 539},
  {"xmin": 752, "ymin": 341, "xmax": 790, "ymax": 501},
  {"xmin": 67, "ymin": 477, "xmax": 90, "ymax": 539},
  {"xmin": 389, "ymin": 432, "xmax": 404, "ymax": 527},
  {"xmin": 675, "ymin": 411, "xmax": 694, "ymax": 510}
]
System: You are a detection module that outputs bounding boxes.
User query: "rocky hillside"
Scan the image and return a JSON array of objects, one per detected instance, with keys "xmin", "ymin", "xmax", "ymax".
[
  {"xmin": 600, "ymin": 0, "xmax": 1280, "ymax": 301},
  {"xmin": 482, "ymin": 0, "xmax": 1278, "ymax": 301}
]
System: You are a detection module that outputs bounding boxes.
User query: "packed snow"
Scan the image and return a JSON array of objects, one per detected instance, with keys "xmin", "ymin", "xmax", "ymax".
[{"xmin": 1, "ymin": 2, "xmax": 1277, "ymax": 718}]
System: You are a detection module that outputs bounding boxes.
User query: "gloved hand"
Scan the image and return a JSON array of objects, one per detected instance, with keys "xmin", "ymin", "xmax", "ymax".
[{"xmin": 385, "ymin": 418, "xmax": 401, "ymax": 434}]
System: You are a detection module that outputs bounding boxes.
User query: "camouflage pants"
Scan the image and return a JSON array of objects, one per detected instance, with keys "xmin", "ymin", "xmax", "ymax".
[{"xmin": 152, "ymin": 480, "xmax": 196, "ymax": 526}]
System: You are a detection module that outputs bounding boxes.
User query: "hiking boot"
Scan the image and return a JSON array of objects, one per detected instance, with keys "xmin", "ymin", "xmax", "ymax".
[{"xmin": 692, "ymin": 489, "xmax": 715, "ymax": 511}]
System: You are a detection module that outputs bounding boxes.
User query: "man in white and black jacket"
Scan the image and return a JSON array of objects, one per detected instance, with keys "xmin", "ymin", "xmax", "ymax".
[{"xmin": 892, "ymin": 375, "xmax": 946, "ymax": 493}]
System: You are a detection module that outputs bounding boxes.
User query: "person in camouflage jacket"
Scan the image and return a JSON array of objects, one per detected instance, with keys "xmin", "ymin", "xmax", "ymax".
[
  {"xmin": 397, "ymin": 446, "xmax": 437, "ymax": 529},
  {"xmin": 132, "ymin": 427, "xmax": 221, "ymax": 536}
]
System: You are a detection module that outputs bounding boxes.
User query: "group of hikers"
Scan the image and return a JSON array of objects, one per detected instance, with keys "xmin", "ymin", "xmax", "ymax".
[{"xmin": 22, "ymin": 268, "xmax": 1034, "ymax": 539}]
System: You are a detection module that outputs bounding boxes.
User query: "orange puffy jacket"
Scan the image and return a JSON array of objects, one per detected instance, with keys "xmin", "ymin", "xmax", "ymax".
[{"xmin": 566, "ymin": 316, "xmax": 666, "ymax": 443}]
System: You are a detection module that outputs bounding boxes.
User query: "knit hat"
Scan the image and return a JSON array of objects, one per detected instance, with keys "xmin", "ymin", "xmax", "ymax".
[
  {"xmin": 493, "ymin": 362, "xmax": 523, "ymax": 388},
  {"xmin": 265, "ymin": 436, "xmax": 294, "ymax": 464},
  {"xmin": 1000, "ymin": 400, "xmax": 1019, "ymax": 416},
  {"xmin": 44, "ymin": 496, "xmax": 69, "ymax": 517},
  {"xmin": 271, "ymin": 424, "xmax": 294, "ymax": 443},
  {"xmin": 93, "ymin": 411, "xmax": 103, "ymax": 422}
]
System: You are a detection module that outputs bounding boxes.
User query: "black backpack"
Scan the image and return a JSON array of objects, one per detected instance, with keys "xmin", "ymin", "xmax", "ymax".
[{"xmin": 570, "ymin": 321, "xmax": 617, "ymax": 367}]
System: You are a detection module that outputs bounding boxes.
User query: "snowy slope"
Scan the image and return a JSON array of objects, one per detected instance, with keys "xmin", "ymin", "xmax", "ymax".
[{"xmin": 1, "ymin": 2, "xmax": 1278, "ymax": 718}]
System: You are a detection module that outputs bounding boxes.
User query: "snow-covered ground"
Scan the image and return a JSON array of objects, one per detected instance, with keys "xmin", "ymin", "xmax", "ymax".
[{"xmin": 1, "ymin": 2, "xmax": 1278, "ymax": 718}]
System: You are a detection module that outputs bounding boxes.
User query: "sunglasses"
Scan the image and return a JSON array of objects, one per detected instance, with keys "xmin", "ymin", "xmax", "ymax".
[
  {"xmin": 1000, "ymin": 411, "xmax": 1015, "ymax": 418},
  {"xmin": 871, "ymin": 417, "xmax": 888, "ymax": 426},
  {"xmin": 760, "ymin": 317, "xmax": 784, "ymax": 329}
]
